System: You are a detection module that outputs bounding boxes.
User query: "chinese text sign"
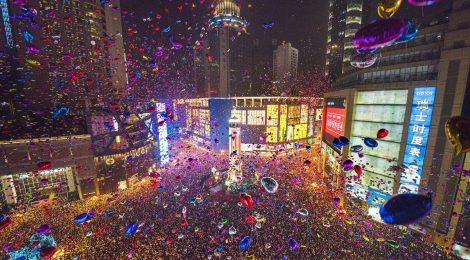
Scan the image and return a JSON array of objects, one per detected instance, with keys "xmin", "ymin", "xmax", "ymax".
[{"xmin": 399, "ymin": 87, "xmax": 436, "ymax": 194}]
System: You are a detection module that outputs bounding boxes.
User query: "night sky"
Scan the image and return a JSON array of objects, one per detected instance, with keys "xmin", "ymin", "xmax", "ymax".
[
  {"xmin": 120, "ymin": 0, "xmax": 329, "ymax": 71},
  {"xmin": 119, "ymin": 0, "xmax": 451, "ymax": 99}
]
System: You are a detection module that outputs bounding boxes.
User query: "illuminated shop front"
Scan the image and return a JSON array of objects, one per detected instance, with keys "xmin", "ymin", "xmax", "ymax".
[
  {"xmin": 321, "ymin": 97, "xmax": 347, "ymax": 187},
  {"xmin": 184, "ymin": 97, "xmax": 323, "ymax": 152},
  {"xmin": 1, "ymin": 167, "xmax": 78, "ymax": 205},
  {"xmin": 321, "ymin": 142, "xmax": 343, "ymax": 187},
  {"xmin": 185, "ymin": 99, "xmax": 211, "ymax": 145},
  {"xmin": 323, "ymin": 88, "xmax": 440, "ymax": 219},
  {"xmin": 92, "ymin": 101, "xmax": 172, "ymax": 194},
  {"xmin": 95, "ymin": 144, "xmax": 153, "ymax": 194},
  {"xmin": 0, "ymin": 135, "xmax": 95, "ymax": 204}
]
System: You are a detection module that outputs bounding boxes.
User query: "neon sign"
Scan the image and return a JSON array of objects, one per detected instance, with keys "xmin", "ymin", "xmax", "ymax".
[
  {"xmin": 0, "ymin": 0, "xmax": 13, "ymax": 46},
  {"xmin": 157, "ymin": 103, "xmax": 169, "ymax": 165},
  {"xmin": 399, "ymin": 87, "xmax": 436, "ymax": 194}
]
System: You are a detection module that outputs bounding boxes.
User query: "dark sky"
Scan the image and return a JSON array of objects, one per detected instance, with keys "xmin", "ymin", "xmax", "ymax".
[
  {"xmin": 119, "ymin": 0, "xmax": 451, "ymax": 70},
  {"xmin": 241, "ymin": 0, "xmax": 329, "ymax": 70},
  {"xmin": 118, "ymin": 0, "xmax": 451, "ymax": 99},
  {"xmin": 120, "ymin": 0, "xmax": 329, "ymax": 71}
]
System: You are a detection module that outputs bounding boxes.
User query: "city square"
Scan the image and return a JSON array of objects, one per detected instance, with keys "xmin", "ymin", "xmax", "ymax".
[{"xmin": 0, "ymin": 0, "xmax": 469, "ymax": 259}]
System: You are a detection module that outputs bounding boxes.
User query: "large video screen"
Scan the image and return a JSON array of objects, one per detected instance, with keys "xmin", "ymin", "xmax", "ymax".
[{"xmin": 323, "ymin": 97, "xmax": 346, "ymax": 151}]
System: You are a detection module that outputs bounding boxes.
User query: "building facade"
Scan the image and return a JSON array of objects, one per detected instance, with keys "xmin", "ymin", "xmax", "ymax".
[
  {"xmin": 184, "ymin": 97, "xmax": 323, "ymax": 153},
  {"xmin": 101, "ymin": 0, "xmax": 128, "ymax": 101},
  {"xmin": 322, "ymin": 0, "xmax": 470, "ymax": 254},
  {"xmin": 0, "ymin": 135, "xmax": 96, "ymax": 209},
  {"xmin": 325, "ymin": 0, "xmax": 371, "ymax": 82},
  {"xmin": 273, "ymin": 42, "xmax": 298, "ymax": 82}
]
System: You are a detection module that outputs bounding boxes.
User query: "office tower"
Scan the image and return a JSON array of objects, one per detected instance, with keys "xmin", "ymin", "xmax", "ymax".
[
  {"xmin": 193, "ymin": 47, "xmax": 207, "ymax": 97},
  {"xmin": 325, "ymin": 0, "xmax": 370, "ymax": 82},
  {"xmin": 273, "ymin": 42, "xmax": 298, "ymax": 82},
  {"xmin": 0, "ymin": 0, "xmax": 21, "ymax": 128},
  {"xmin": 100, "ymin": 0, "xmax": 127, "ymax": 101}
]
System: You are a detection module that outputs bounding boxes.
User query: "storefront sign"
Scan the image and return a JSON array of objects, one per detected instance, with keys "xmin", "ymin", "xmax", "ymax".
[
  {"xmin": 325, "ymin": 107, "xmax": 345, "ymax": 138},
  {"xmin": 323, "ymin": 98, "xmax": 346, "ymax": 153},
  {"xmin": 399, "ymin": 87, "xmax": 436, "ymax": 193}
]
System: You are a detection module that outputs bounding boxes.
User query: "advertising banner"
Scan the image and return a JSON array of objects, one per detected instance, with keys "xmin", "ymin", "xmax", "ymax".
[
  {"xmin": 399, "ymin": 87, "xmax": 436, "ymax": 194},
  {"xmin": 323, "ymin": 98, "xmax": 346, "ymax": 152},
  {"xmin": 156, "ymin": 103, "xmax": 169, "ymax": 165},
  {"xmin": 325, "ymin": 107, "xmax": 345, "ymax": 138}
]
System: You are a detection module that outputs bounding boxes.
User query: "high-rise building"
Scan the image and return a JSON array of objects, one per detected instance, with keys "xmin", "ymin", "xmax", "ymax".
[
  {"xmin": 193, "ymin": 47, "xmax": 207, "ymax": 97},
  {"xmin": 325, "ymin": 0, "xmax": 370, "ymax": 82},
  {"xmin": 322, "ymin": 0, "xmax": 470, "ymax": 253},
  {"xmin": 0, "ymin": 0, "xmax": 126, "ymax": 139},
  {"xmin": 207, "ymin": 0, "xmax": 248, "ymax": 97},
  {"xmin": 230, "ymin": 32, "xmax": 253, "ymax": 96},
  {"xmin": 0, "ymin": 0, "xmax": 21, "ymax": 131},
  {"xmin": 100, "ymin": 0, "xmax": 127, "ymax": 100},
  {"xmin": 193, "ymin": 39, "xmax": 220, "ymax": 97},
  {"xmin": 273, "ymin": 42, "xmax": 298, "ymax": 81}
]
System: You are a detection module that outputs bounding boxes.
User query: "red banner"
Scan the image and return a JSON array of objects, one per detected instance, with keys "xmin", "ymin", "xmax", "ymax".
[{"xmin": 325, "ymin": 107, "xmax": 345, "ymax": 138}]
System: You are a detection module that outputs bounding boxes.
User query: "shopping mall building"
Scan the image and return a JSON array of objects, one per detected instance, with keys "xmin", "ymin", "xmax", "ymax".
[
  {"xmin": 0, "ymin": 101, "xmax": 175, "ymax": 212},
  {"xmin": 0, "ymin": 135, "xmax": 96, "ymax": 210},
  {"xmin": 181, "ymin": 97, "xmax": 323, "ymax": 153},
  {"xmin": 322, "ymin": 0, "xmax": 469, "ymax": 255}
]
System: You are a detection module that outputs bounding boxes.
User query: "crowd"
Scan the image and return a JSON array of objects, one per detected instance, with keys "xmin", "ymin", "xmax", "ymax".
[{"xmin": 0, "ymin": 141, "xmax": 456, "ymax": 259}]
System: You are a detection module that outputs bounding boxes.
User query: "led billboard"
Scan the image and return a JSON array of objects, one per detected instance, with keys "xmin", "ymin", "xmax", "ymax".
[
  {"xmin": 323, "ymin": 97, "xmax": 346, "ymax": 151},
  {"xmin": 156, "ymin": 103, "xmax": 169, "ymax": 165},
  {"xmin": 399, "ymin": 87, "xmax": 436, "ymax": 194}
]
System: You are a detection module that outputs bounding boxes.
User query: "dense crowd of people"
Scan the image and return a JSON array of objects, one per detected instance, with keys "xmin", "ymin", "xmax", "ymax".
[{"xmin": 0, "ymin": 141, "xmax": 456, "ymax": 259}]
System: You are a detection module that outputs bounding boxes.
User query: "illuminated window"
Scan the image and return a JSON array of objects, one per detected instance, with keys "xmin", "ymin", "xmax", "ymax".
[
  {"xmin": 266, "ymin": 127, "xmax": 278, "ymax": 143},
  {"xmin": 279, "ymin": 105, "xmax": 287, "ymax": 142},
  {"xmin": 347, "ymin": 3, "xmax": 362, "ymax": 12},
  {"xmin": 345, "ymin": 29, "xmax": 357, "ymax": 38},
  {"xmin": 267, "ymin": 105, "xmax": 279, "ymax": 126},
  {"xmin": 186, "ymin": 107, "xmax": 192, "ymax": 127},
  {"xmin": 300, "ymin": 105, "xmax": 308, "ymax": 124},
  {"xmin": 294, "ymin": 124, "xmax": 308, "ymax": 140},
  {"xmin": 346, "ymin": 16, "xmax": 361, "ymax": 25},
  {"xmin": 247, "ymin": 110, "xmax": 266, "ymax": 125},
  {"xmin": 288, "ymin": 106, "xmax": 300, "ymax": 118},
  {"xmin": 231, "ymin": 110, "xmax": 246, "ymax": 124},
  {"xmin": 12, "ymin": 168, "xmax": 73, "ymax": 202}
]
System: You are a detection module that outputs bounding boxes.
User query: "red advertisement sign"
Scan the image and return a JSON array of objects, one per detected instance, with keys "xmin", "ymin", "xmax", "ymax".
[{"xmin": 325, "ymin": 107, "xmax": 345, "ymax": 138}]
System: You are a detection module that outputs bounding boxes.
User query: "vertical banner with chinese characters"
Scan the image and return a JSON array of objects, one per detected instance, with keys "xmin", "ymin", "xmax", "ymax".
[{"xmin": 399, "ymin": 87, "xmax": 436, "ymax": 194}]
